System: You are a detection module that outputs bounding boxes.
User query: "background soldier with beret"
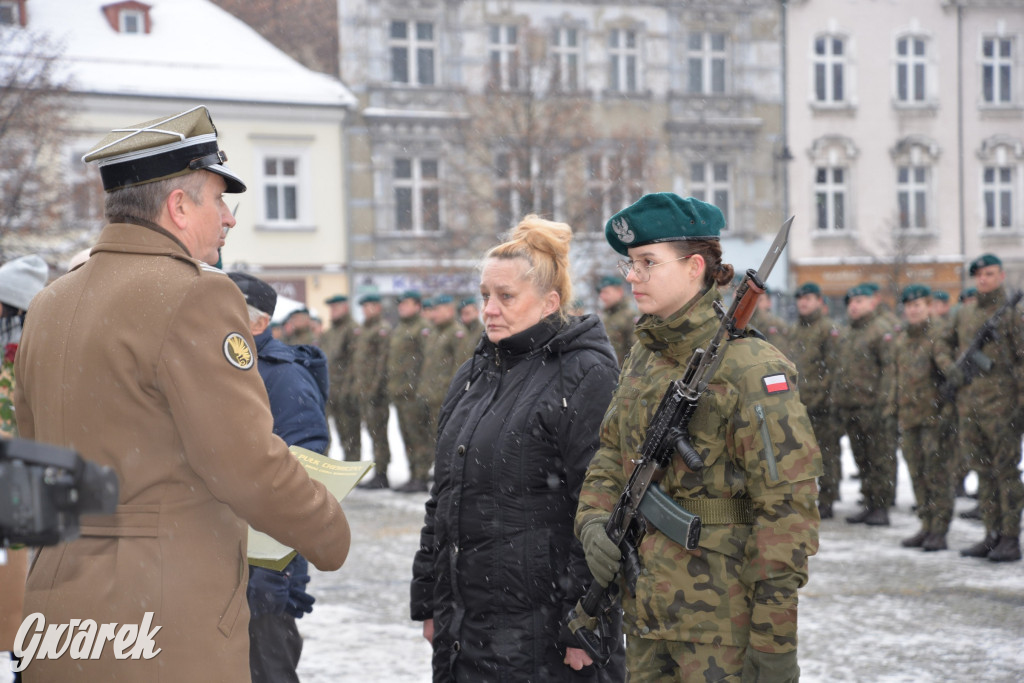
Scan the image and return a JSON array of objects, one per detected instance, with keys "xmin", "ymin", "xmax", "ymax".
[
  {"xmin": 834, "ymin": 282, "xmax": 897, "ymax": 526},
  {"xmin": 750, "ymin": 286, "xmax": 791, "ymax": 357},
  {"xmin": 789, "ymin": 282, "xmax": 842, "ymax": 519},
  {"xmin": 596, "ymin": 274, "xmax": 636, "ymax": 367},
  {"xmin": 13, "ymin": 106, "xmax": 350, "ymax": 681},
  {"xmin": 937, "ymin": 253, "xmax": 1024, "ymax": 562},
  {"xmin": 321, "ymin": 294, "xmax": 362, "ymax": 461},
  {"xmin": 227, "ymin": 271, "xmax": 326, "ymax": 683},
  {"xmin": 354, "ymin": 293, "xmax": 393, "ymax": 489},
  {"xmin": 889, "ymin": 285, "xmax": 953, "ymax": 551},
  {"xmin": 387, "ymin": 290, "xmax": 434, "ymax": 492},
  {"xmin": 415, "ymin": 294, "xmax": 461, "ymax": 493},
  {"xmin": 455, "ymin": 297, "xmax": 482, "ymax": 364},
  {"xmin": 577, "ymin": 193, "xmax": 821, "ymax": 682}
]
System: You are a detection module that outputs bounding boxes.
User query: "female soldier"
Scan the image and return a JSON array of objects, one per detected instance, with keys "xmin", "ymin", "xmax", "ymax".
[
  {"xmin": 411, "ymin": 215, "xmax": 625, "ymax": 681},
  {"xmin": 576, "ymin": 193, "xmax": 821, "ymax": 682}
]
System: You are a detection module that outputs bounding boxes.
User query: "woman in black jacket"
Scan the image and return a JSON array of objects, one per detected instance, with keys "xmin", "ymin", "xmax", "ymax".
[{"xmin": 410, "ymin": 215, "xmax": 624, "ymax": 681}]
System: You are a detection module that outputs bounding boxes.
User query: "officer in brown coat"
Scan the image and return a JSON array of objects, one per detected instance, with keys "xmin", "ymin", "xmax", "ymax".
[{"xmin": 13, "ymin": 107, "xmax": 351, "ymax": 682}]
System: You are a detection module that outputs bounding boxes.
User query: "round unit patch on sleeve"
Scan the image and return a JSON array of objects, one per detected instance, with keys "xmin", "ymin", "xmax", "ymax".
[{"xmin": 223, "ymin": 332, "xmax": 254, "ymax": 370}]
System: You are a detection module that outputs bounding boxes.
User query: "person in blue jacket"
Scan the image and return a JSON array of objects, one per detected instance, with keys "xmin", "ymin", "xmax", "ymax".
[{"xmin": 228, "ymin": 271, "xmax": 329, "ymax": 683}]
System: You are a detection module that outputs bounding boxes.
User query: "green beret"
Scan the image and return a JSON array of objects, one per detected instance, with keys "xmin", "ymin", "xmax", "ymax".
[
  {"xmin": 422, "ymin": 297, "xmax": 436, "ymax": 309},
  {"xmin": 958, "ymin": 288, "xmax": 978, "ymax": 302},
  {"xmin": 433, "ymin": 294, "xmax": 454, "ymax": 306},
  {"xmin": 969, "ymin": 253, "xmax": 1002, "ymax": 276},
  {"xmin": 860, "ymin": 282, "xmax": 881, "ymax": 294},
  {"xmin": 596, "ymin": 275, "xmax": 624, "ymax": 292},
  {"xmin": 844, "ymin": 283, "xmax": 875, "ymax": 304},
  {"xmin": 324, "ymin": 294, "xmax": 348, "ymax": 304},
  {"xmin": 83, "ymin": 105, "xmax": 245, "ymax": 193},
  {"xmin": 284, "ymin": 307, "xmax": 309, "ymax": 322},
  {"xmin": 605, "ymin": 193, "xmax": 724, "ymax": 256},
  {"xmin": 458, "ymin": 297, "xmax": 477, "ymax": 311},
  {"xmin": 932, "ymin": 290, "xmax": 950, "ymax": 302},
  {"xmin": 900, "ymin": 284, "xmax": 931, "ymax": 303},
  {"xmin": 397, "ymin": 289, "xmax": 422, "ymax": 303},
  {"xmin": 795, "ymin": 282, "xmax": 822, "ymax": 298},
  {"xmin": 358, "ymin": 293, "xmax": 381, "ymax": 305}
]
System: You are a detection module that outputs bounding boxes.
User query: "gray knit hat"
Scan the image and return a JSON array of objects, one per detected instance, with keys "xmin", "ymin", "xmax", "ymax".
[{"xmin": 0, "ymin": 255, "xmax": 48, "ymax": 311}]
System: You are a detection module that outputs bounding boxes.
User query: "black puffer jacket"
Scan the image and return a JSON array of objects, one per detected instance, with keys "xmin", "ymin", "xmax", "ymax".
[{"xmin": 411, "ymin": 314, "xmax": 624, "ymax": 682}]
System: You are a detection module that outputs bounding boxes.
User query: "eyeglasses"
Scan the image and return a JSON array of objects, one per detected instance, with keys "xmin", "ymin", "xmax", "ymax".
[{"xmin": 616, "ymin": 255, "xmax": 692, "ymax": 283}]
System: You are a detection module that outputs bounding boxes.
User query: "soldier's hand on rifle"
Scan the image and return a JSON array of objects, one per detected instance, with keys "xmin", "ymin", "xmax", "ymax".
[
  {"xmin": 580, "ymin": 516, "xmax": 621, "ymax": 587},
  {"xmin": 943, "ymin": 364, "xmax": 965, "ymax": 389}
]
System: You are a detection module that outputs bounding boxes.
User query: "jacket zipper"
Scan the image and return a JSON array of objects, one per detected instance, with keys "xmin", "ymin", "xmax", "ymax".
[{"xmin": 754, "ymin": 404, "xmax": 779, "ymax": 482}]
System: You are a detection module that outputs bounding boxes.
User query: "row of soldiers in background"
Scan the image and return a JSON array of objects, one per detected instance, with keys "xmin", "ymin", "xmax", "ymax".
[{"xmin": 780, "ymin": 253, "xmax": 1023, "ymax": 562}]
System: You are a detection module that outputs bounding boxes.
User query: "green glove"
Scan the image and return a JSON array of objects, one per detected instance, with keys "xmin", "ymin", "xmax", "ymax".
[
  {"xmin": 943, "ymin": 364, "xmax": 965, "ymax": 389},
  {"xmin": 579, "ymin": 517, "xmax": 620, "ymax": 587},
  {"xmin": 741, "ymin": 648, "xmax": 799, "ymax": 683}
]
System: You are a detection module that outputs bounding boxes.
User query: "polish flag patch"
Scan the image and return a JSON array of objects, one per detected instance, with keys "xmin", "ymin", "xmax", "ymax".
[{"xmin": 762, "ymin": 373, "xmax": 790, "ymax": 394}]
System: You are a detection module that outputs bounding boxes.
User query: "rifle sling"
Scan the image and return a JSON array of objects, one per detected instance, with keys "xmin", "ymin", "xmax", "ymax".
[{"xmin": 682, "ymin": 497, "xmax": 754, "ymax": 525}]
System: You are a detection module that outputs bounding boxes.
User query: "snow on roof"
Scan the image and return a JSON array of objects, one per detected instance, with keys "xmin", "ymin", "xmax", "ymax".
[{"xmin": 19, "ymin": 0, "xmax": 355, "ymax": 108}]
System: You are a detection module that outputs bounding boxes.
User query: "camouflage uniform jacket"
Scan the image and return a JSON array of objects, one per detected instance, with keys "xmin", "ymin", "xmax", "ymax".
[
  {"xmin": 936, "ymin": 288, "xmax": 1024, "ymax": 417},
  {"xmin": 750, "ymin": 307, "xmax": 790, "ymax": 357},
  {"xmin": 321, "ymin": 313, "xmax": 358, "ymax": 402},
  {"xmin": 601, "ymin": 299, "xmax": 637, "ymax": 367},
  {"xmin": 890, "ymin": 320, "xmax": 946, "ymax": 430},
  {"xmin": 576, "ymin": 286, "xmax": 822, "ymax": 653},
  {"xmin": 387, "ymin": 313, "xmax": 429, "ymax": 402},
  {"xmin": 787, "ymin": 309, "xmax": 839, "ymax": 413},
  {"xmin": 421, "ymin": 317, "xmax": 462, "ymax": 409},
  {"xmin": 832, "ymin": 308, "xmax": 894, "ymax": 414},
  {"xmin": 353, "ymin": 314, "xmax": 390, "ymax": 403},
  {"xmin": 456, "ymin": 317, "xmax": 484, "ymax": 365}
]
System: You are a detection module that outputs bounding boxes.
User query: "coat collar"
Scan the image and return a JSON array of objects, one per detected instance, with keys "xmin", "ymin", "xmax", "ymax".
[
  {"xmin": 633, "ymin": 285, "xmax": 720, "ymax": 358},
  {"xmin": 91, "ymin": 219, "xmax": 202, "ymax": 272}
]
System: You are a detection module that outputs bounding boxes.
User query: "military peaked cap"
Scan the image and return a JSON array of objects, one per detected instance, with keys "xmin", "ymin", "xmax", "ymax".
[
  {"xmin": 605, "ymin": 193, "xmax": 724, "ymax": 256},
  {"xmin": 83, "ymin": 106, "xmax": 246, "ymax": 193}
]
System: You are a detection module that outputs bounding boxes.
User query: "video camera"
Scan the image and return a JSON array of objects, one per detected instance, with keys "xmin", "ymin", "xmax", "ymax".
[{"xmin": 0, "ymin": 437, "xmax": 118, "ymax": 547}]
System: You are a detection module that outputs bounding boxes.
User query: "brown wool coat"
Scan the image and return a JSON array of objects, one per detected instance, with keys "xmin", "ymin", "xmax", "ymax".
[{"xmin": 14, "ymin": 222, "xmax": 349, "ymax": 682}]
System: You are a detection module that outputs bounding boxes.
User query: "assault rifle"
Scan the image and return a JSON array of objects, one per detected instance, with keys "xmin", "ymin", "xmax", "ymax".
[
  {"xmin": 939, "ymin": 289, "xmax": 1024, "ymax": 403},
  {"xmin": 565, "ymin": 217, "xmax": 793, "ymax": 666}
]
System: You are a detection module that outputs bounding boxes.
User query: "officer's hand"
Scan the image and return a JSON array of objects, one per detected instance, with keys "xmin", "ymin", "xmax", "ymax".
[
  {"xmin": 247, "ymin": 567, "xmax": 290, "ymax": 619},
  {"xmin": 741, "ymin": 648, "xmax": 799, "ymax": 683},
  {"xmin": 943, "ymin": 365, "xmax": 965, "ymax": 389},
  {"xmin": 579, "ymin": 517, "xmax": 621, "ymax": 587}
]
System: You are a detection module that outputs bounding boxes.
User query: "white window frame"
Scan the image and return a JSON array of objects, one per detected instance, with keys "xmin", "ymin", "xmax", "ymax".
[
  {"xmin": 689, "ymin": 161, "xmax": 731, "ymax": 229},
  {"xmin": 896, "ymin": 165, "xmax": 930, "ymax": 231},
  {"xmin": 687, "ymin": 32, "xmax": 728, "ymax": 95},
  {"xmin": 393, "ymin": 156, "xmax": 441, "ymax": 234},
  {"xmin": 65, "ymin": 143, "xmax": 104, "ymax": 226},
  {"xmin": 389, "ymin": 19, "xmax": 436, "ymax": 86},
  {"xmin": 550, "ymin": 27, "xmax": 582, "ymax": 93},
  {"xmin": 495, "ymin": 150, "xmax": 556, "ymax": 229},
  {"xmin": 119, "ymin": 9, "xmax": 144, "ymax": 34},
  {"xmin": 895, "ymin": 34, "xmax": 929, "ymax": 105},
  {"xmin": 489, "ymin": 24, "xmax": 520, "ymax": 91},
  {"xmin": 609, "ymin": 28, "xmax": 640, "ymax": 94},
  {"xmin": 584, "ymin": 151, "xmax": 645, "ymax": 232},
  {"xmin": 256, "ymin": 148, "xmax": 312, "ymax": 231},
  {"xmin": 813, "ymin": 33, "xmax": 847, "ymax": 105},
  {"xmin": 981, "ymin": 165, "xmax": 1016, "ymax": 232},
  {"xmin": 981, "ymin": 35, "xmax": 1015, "ymax": 106},
  {"xmin": 814, "ymin": 167, "xmax": 847, "ymax": 233}
]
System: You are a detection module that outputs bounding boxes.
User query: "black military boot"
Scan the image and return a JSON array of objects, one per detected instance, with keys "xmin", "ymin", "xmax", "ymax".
[
  {"xmin": 863, "ymin": 508, "xmax": 890, "ymax": 526},
  {"xmin": 394, "ymin": 478, "xmax": 428, "ymax": 494},
  {"xmin": 988, "ymin": 535, "xmax": 1022, "ymax": 563},
  {"xmin": 922, "ymin": 533, "xmax": 947, "ymax": 552},
  {"xmin": 846, "ymin": 508, "xmax": 872, "ymax": 524},
  {"xmin": 958, "ymin": 505, "xmax": 981, "ymax": 520},
  {"xmin": 959, "ymin": 533, "xmax": 998, "ymax": 558},
  {"xmin": 900, "ymin": 529, "xmax": 929, "ymax": 548},
  {"xmin": 818, "ymin": 502, "xmax": 833, "ymax": 520},
  {"xmin": 357, "ymin": 473, "xmax": 390, "ymax": 490}
]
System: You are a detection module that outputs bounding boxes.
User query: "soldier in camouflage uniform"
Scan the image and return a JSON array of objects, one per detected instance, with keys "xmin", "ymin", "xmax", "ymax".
[
  {"xmin": 789, "ymin": 282, "xmax": 842, "ymax": 519},
  {"xmin": 321, "ymin": 294, "xmax": 361, "ymax": 461},
  {"xmin": 456, "ymin": 298, "xmax": 483, "ymax": 364},
  {"xmin": 597, "ymin": 274, "xmax": 636, "ymax": 367},
  {"xmin": 281, "ymin": 308, "xmax": 317, "ymax": 346},
  {"xmin": 834, "ymin": 283, "xmax": 896, "ymax": 526},
  {"xmin": 354, "ymin": 294, "xmax": 393, "ymax": 489},
  {"xmin": 750, "ymin": 288, "xmax": 791, "ymax": 357},
  {"xmin": 577, "ymin": 194, "xmax": 821, "ymax": 682},
  {"xmin": 388, "ymin": 290, "xmax": 434, "ymax": 492},
  {"xmin": 937, "ymin": 254, "xmax": 1024, "ymax": 562},
  {"xmin": 889, "ymin": 285, "xmax": 953, "ymax": 551}
]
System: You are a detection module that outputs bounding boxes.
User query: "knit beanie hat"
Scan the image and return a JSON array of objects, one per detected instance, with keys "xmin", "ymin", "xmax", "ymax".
[{"xmin": 0, "ymin": 255, "xmax": 49, "ymax": 311}]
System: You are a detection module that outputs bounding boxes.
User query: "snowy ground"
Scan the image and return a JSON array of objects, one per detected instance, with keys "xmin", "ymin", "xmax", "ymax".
[{"xmin": 6, "ymin": 414, "xmax": 1024, "ymax": 682}]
